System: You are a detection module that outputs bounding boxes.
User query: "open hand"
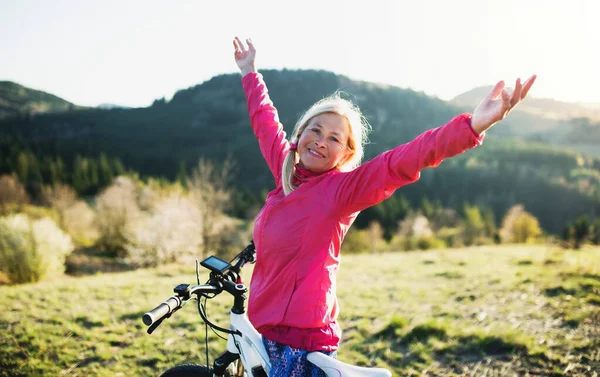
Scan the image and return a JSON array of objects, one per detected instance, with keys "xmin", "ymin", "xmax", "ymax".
[
  {"xmin": 233, "ymin": 37, "xmax": 256, "ymax": 76},
  {"xmin": 471, "ymin": 75, "xmax": 537, "ymax": 135}
]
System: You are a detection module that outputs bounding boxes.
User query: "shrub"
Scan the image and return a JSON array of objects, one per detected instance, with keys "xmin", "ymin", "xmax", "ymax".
[
  {"xmin": 365, "ymin": 221, "xmax": 388, "ymax": 253},
  {"xmin": 397, "ymin": 211, "xmax": 433, "ymax": 239},
  {"xmin": 125, "ymin": 193, "xmax": 203, "ymax": 267},
  {"xmin": 0, "ymin": 214, "xmax": 74, "ymax": 284},
  {"xmin": 499, "ymin": 205, "xmax": 542, "ymax": 244},
  {"xmin": 343, "ymin": 221, "xmax": 388, "ymax": 254},
  {"xmin": 462, "ymin": 205, "xmax": 486, "ymax": 246},
  {"xmin": 62, "ymin": 200, "xmax": 99, "ymax": 247},
  {"xmin": 41, "ymin": 183, "xmax": 98, "ymax": 247},
  {"xmin": 187, "ymin": 158, "xmax": 233, "ymax": 255},
  {"xmin": 0, "ymin": 175, "xmax": 29, "ymax": 213},
  {"xmin": 390, "ymin": 235, "xmax": 446, "ymax": 251},
  {"xmin": 341, "ymin": 227, "xmax": 372, "ymax": 254},
  {"xmin": 512, "ymin": 213, "xmax": 542, "ymax": 243},
  {"xmin": 95, "ymin": 176, "xmax": 141, "ymax": 257},
  {"xmin": 40, "ymin": 183, "xmax": 77, "ymax": 219},
  {"xmin": 416, "ymin": 236, "xmax": 446, "ymax": 250},
  {"xmin": 436, "ymin": 227, "xmax": 464, "ymax": 248}
]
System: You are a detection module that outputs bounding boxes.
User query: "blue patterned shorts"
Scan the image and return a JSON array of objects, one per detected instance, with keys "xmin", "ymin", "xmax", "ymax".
[{"xmin": 262, "ymin": 337, "xmax": 337, "ymax": 377}]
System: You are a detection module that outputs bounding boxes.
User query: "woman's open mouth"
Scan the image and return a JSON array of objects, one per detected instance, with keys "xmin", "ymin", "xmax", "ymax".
[{"xmin": 308, "ymin": 149, "xmax": 325, "ymax": 158}]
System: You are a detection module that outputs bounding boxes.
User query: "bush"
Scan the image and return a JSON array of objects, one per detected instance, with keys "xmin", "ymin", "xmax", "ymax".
[
  {"xmin": 187, "ymin": 158, "xmax": 233, "ymax": 255},
  {"xmin": 390, "ymin": 235, "xmax": 446, "ymax": 251},
  {"xmin": 0, "ymin": 214, "xmax": 74, "ymax": 284},
  {"xmin": 341, "ymin": 227, "xmax": 372, "ymax": 254},
  {"xmin": 41, "ymin": 183, "xmax": 98, "ymax": 247},
  {"xmin": 62, "ymin": 201, "xmax": 99, "ymax": 247},
  {"xmin": 40, "ymin": 183, "xmax": 77, "ymax": 216},
  {"xmin": 125, "ymin": 193, "xmax": 203, "ymax": 267},
  {"xmin": 95, "ymin": 176, "xmax": 141, "ymax": 257},
  {"xmin": 397, "ymin": 211, "xmax": 433, "ymax": 239},
  {"xmin": 499, "ymin": 205, "xmax": 542, "ymax": 244},
  {"xmin": 0, "ymin": 175, "xmax": 29, "ymax": 213},
  {"xmin": 462, "ymin": 205, "xmax": 486, "ymax": 246},
  {"xmin": 436, "ymin": 227, "xmax": 465, "ymax": 248},
  {"xmin": 416, "ymin": 236, "xmax": 446, "ymax": 250}
]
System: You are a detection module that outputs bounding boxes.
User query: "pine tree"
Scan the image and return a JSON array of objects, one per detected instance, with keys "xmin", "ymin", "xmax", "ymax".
[{"xmin": 99, "ymin": 153, "xmax": 114, "ymax": 186}]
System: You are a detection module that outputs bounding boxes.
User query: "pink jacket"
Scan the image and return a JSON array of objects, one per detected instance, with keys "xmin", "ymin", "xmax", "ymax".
[{"xmin": 242, "ymin": 72, "xmax": 484, "ymax": 351}]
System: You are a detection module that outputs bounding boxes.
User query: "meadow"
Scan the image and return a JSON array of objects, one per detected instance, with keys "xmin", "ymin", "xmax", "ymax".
[{"xmin": 1, "ymin": 244, "xmax": 599, "ymax": 377}]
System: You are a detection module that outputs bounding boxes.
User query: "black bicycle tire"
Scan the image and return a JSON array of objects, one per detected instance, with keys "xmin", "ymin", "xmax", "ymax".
[{"xmin": 159, "ymin": 364, "xmax": 212, "ymax": 377}]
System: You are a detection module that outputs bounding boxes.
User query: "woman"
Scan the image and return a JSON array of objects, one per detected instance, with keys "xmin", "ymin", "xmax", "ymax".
[{"xmin": 233, "ymin": 36, "xmax": 535, "ymax": 377}]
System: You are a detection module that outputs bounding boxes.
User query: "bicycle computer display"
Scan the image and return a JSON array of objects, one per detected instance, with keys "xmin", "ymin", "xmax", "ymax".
[{"xmin": 201, "ymin": 256, "xmax": 231, "ymax": 273}]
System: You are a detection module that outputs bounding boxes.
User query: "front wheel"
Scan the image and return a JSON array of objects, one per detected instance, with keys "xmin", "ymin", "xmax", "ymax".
[{"xmin": 160, "ymin": 364, "xmax": 211, "ymax": 377}]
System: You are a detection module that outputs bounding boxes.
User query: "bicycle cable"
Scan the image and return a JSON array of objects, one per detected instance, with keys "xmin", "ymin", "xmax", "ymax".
[
  {"xmin": 198, "ymin": 297, "xmax": 228, "ymax": 341},
  {"xmin": 196, "ymin": 259, "xmax": 201, "ymax": 285},
  {"xmin": 195, "ymin": 251, "xmax": 248, "ymax": 369},
  {"xmin": 203, "ymin": 296, "xmax": 209, "ymax": 370}
]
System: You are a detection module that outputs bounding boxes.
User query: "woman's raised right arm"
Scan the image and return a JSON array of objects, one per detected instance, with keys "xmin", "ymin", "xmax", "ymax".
[{"xmin": 234, "ymin": 37, "xmax": 290, "ymax": 186}]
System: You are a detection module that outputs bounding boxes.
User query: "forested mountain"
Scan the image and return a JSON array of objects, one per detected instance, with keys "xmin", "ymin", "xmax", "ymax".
[
  {"xmin": 0, "ymin": 81, "xmax": 82, "ymax": 119},
  {"xmin": 1, "ymin": 69, "xmax": 599, "ymax": 234}
]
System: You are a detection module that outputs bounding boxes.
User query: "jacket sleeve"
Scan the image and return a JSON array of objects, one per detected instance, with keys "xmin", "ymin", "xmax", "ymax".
[
  {"xmin": 333, "ymin": 114, "xmax": 484, "ymax": 215},
  {"xmin": 242, "ymin": 72, "xmax": 290, "ymax": 187}
]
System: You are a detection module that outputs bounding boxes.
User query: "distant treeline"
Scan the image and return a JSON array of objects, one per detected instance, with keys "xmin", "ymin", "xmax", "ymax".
[
  {"xmin": 1, "ymin": 69, "xmax": 599, "ymax": 235},
  {"xmin": 0, "ymin": 149, "xmax": 126, "ymax": 196}
]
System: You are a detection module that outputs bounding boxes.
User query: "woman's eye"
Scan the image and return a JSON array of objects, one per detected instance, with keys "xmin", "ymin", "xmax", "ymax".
[
  {"xmin": 311, "ymin": 128, "xmax": 321, "ymax": 134},
  {"xmin": 329, "ymin": 137, "xmax": 339, "ymax": 143}
]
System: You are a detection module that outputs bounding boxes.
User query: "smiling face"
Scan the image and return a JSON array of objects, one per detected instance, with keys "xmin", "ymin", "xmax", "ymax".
[{"xmin": 296, "ymin": 113, "xmax": 352, "ymax": 173}]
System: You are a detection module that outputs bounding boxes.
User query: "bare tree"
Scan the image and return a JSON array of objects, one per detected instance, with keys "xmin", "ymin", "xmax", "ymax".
[
  {"xmin": 187, "ymin": 157, "xmax": 234, "ymax": 256},
  {"xmin": 40, "ymin": 183, "xmax": 77, "ymax": 228},
  {"xmin": 126, "ymin": 193, "xmax": 203, "ymax": 267},
  {"xmin": 0, "ymin": 175, "xmax": 29, "ymax": 213},
  {"xmin": 41, "ymin": 183, "xmax": 98, "ymax": 246},
  {"xmin": 95, "ymin": 176, "xmax": 141, "ymax": 257},
  {"xmin": 367, "ymin": 221, "xmax": 384, "ymax": 254}
]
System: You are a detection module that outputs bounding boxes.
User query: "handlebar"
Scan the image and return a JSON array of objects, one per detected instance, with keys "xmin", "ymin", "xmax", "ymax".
[
  {"xmin": 143, "ymin": 296, "xmax": 181, "ymax": 326},
  {"xmin": 142, "ymin": 241, "xmax": 256, "ymax": 332},
  {"xmin": 143, "ymin": 284, "xmax": 220, "ymax": 327},
  {"xmin": 229, "ymin": 241, "xmax": 256, "ymax": 274}
]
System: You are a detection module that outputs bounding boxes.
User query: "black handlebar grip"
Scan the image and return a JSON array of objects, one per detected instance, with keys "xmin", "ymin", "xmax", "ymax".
[{"xmin": 143, "ymin": 296, "xmax": 181, "ymax": 326}]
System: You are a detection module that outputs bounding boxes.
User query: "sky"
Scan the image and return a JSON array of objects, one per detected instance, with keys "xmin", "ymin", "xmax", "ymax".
[{"xmin": 1, "ymin": 0, "xmax": 598, "ymax": 108}]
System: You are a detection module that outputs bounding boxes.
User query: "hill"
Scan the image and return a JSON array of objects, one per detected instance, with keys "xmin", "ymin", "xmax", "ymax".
[
  {"xmin": 0, "ymin": 69, "xmax": 468, "ymax": 189},
  {"xmin": 451, "ymin": 86, "xmax": 600, "ymax": 149},
  {"xmin": 1, "ymin": 70, "xmax": 599, "ymax": 234},
  {"xmin": 0, "ymin": 81, "xmax": 82, "ymax": 119},
  {"xmin": 451, "ymin": 86, "xmax": 600, "ymax": 123}
]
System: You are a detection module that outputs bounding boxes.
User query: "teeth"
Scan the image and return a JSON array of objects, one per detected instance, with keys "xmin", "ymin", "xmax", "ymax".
[{"xmin": 309, "ymin": 149, "xmax": 324, "ymax": 158}]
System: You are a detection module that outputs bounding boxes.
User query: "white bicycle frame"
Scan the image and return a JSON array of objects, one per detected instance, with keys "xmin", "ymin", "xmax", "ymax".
[{"xmin": 228, "ymin": 310, "xmax": 392, "ymax": 377}]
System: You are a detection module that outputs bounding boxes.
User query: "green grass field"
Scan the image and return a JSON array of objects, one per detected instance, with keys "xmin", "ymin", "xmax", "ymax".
[{"xmin": 1, "ymin": 245, "xmax": 599, "ymax": 377}]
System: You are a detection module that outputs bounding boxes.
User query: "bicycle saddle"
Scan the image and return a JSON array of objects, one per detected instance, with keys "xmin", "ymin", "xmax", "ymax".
[{"xmin": 307, "ymin": 351, "xmax": 392, "ymax": 377}]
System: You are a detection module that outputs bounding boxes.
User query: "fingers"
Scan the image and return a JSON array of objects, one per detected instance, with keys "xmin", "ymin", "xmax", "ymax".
[
  {"xmin": 234, "ymin": 36, "xmax": 247, "ymax": 54},
  {"xmin": 511, "ymin": 78, "xmax": 522, "ymax": 107},
  {"xmin": 246, "ymin": 38, "xmax": 255, "ymax": 53},
  {"xmin": 501, "ymin": 88, "xmax": 511, "ymax": 110},
  {"xmin": 503, "ymin": 74, "xmax": 536, "ymax": 111},
  {"xmin": 520, "ymin": 74, "xmax": 537, "ymax": 99},
  {"xmin": 489, "ymin": 80, "xmax": 506, "ymax": 100}
]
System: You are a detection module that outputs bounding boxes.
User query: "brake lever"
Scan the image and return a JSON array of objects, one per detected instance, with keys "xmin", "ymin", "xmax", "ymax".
[
  {"xmin": 147, "ymin": 318, "xmax": 164, "ymax": 334},
  {"xmin": 146, "ymin": 306, "xmax": 182, "ymax": 334}
]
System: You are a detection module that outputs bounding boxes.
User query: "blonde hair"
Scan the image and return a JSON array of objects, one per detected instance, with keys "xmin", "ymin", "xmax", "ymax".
[{"xmin": 282, "ymin": 93, "xmax": 371, "ymax": 195}]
